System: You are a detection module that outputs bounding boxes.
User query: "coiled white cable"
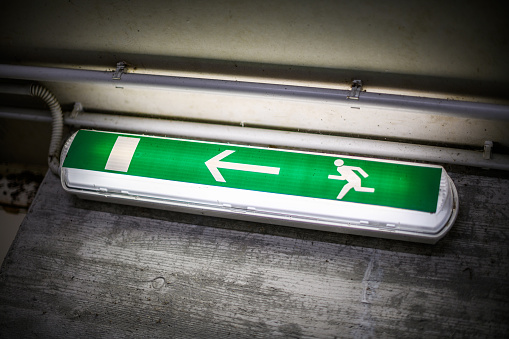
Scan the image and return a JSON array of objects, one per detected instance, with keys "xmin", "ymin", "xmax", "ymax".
[{"xmin": 30, "ymin": 84, "xmax": 63, "ymax": 175}]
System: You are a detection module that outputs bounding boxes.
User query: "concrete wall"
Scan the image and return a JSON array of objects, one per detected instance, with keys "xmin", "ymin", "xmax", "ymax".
[{"xmin": 1, "ymin": 0, "xmax": 508, "ymax": 148}]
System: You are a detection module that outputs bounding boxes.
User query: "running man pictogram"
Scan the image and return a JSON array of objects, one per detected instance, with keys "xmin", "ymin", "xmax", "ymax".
[{"xmin": 328, "ymin": 159, "xmax": 375, "ymax": 199}]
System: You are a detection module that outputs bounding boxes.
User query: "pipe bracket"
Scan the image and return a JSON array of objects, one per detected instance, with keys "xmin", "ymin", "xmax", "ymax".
[
  {"xmin": 347, "ymin": 80, "xmax": 363, "ymax": 100},
  {"xmin": 483, "ymin": 141, "xmax": 493, "ymax": 160},
  {"xmin": 70, "ymin": 102, "xmax": 83, "ymax": 118},
  {"xmin": 112, "ymin": 61, "xmax": 127, "ymax": 80}
]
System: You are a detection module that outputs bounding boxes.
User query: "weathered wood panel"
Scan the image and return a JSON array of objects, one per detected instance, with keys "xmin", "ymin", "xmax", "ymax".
[{"xmin": 0, "ymin": 169, "xmax": 508, "ymax": 338}]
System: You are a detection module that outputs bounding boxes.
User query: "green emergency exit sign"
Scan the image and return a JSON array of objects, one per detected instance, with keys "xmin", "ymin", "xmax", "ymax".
[{"xmin": 63, "ymin": 130, "xmax": 442, "ymax": 213}]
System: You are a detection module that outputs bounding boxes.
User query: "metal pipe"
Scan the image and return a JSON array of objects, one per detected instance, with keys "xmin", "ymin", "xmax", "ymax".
[
  {"xmin": 0, "ymin": 82, "xmax": 32, "ymax": 96},
  {"xmin": 66, "ymin": 112, "xmax": 508, "ymax": 171},
  {"xmin": 1, "ymin": 107, "xmax": 507, "ymax": 170},
  {"xmin": 0, "ymin": 107, "xmax": 52, "ymax": 122},
  {"xmin": 1, "ymin": 64, "xmax": 508, "ymax": 121}
]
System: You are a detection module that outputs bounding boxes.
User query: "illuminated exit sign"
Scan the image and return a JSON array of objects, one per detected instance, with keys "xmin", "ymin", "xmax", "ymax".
[
  {"xmin": 64, "ymin": 130, "xmax": 442, "ymax": 213},
  {"xmin": 61, "ymin": 129, "xmax": 458, "ymax": 243}
]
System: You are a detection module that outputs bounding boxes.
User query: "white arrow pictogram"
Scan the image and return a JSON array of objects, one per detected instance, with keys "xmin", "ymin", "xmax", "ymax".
[{"xmin": 205, "ymin": 150, "xmax": 280, "ymax": 182}]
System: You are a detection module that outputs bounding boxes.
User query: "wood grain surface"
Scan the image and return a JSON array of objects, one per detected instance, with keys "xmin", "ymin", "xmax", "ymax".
[{"xmin": 1, "ymin": 168, "xmax": 508, "ymax": 338}]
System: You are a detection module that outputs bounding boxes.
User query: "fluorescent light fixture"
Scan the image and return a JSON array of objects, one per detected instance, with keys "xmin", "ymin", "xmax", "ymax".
[{"xmin": 61, "ymin": 130, "xmax": 458, "ymax": 243}]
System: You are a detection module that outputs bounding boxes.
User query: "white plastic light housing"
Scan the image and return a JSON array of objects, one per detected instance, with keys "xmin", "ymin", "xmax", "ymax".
[{"xmin": 61, "ymin": 130, "xmax": 458, "ymax": 243}]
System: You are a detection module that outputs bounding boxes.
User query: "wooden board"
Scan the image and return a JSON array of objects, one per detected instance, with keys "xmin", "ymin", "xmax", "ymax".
[{"xmin": 1, "ymin": 168, "xmax": 508, "ymax": 337}]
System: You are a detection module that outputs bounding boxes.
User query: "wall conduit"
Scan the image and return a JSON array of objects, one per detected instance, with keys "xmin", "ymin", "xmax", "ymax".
[
  {"xmin": 1, "ymin": 64, "xmax": 509, "ymax": 171},
  {"xmin": 0, "ymin": 107, "xmax": 507, "ymax": 171},
  {"xmin": 1, "ymin": 64, "xmax": 509, "ymax": 121}
]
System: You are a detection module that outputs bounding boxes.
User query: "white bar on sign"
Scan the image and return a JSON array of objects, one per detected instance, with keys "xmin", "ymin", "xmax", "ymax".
[{"xmin": 105, "ymin": 136, "xmax": 140, "ymax": 172}]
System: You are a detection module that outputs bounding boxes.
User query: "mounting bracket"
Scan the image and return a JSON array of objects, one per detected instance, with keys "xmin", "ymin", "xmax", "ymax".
[
  {"xmin": 347, "ymin": 80, "xmax": 363, "ymax": 100},
  {"xmin": 112, "ymin": 61, "xmax": 127, "ymax": 80},
  {"xmin": 483, "ymin": 141, "xmax": 493, "ymax": 160}
]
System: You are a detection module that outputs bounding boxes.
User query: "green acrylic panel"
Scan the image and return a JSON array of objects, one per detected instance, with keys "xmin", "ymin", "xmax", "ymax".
[{"xmin": 63, "ymin": 130, "xmax": 442, "ymax": 212}]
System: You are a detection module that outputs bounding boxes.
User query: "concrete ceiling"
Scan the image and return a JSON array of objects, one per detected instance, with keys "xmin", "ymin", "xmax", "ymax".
[{"xmin": 2, "ymin": 0, "xmax": 508, "ymax": 96}]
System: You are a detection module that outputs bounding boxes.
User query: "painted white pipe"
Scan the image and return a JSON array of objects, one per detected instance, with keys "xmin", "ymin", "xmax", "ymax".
[
  {"xmin": 1, "ymin": 64, "xmax": 508, "ymax": 121},
  {"xmin": 64, "ymin": 111, "xmax": 509, "ymax": 171},
  {"xmin": 0, "ymin": 82, "xmax": 32, "ymax": 95},
  {"xmin": 1, "ymin": 107, "xmax": 506, "ymax": 170},
  {"xmin": 0, "ymin": 107, "xmax": 53, "ymax": 122}
]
